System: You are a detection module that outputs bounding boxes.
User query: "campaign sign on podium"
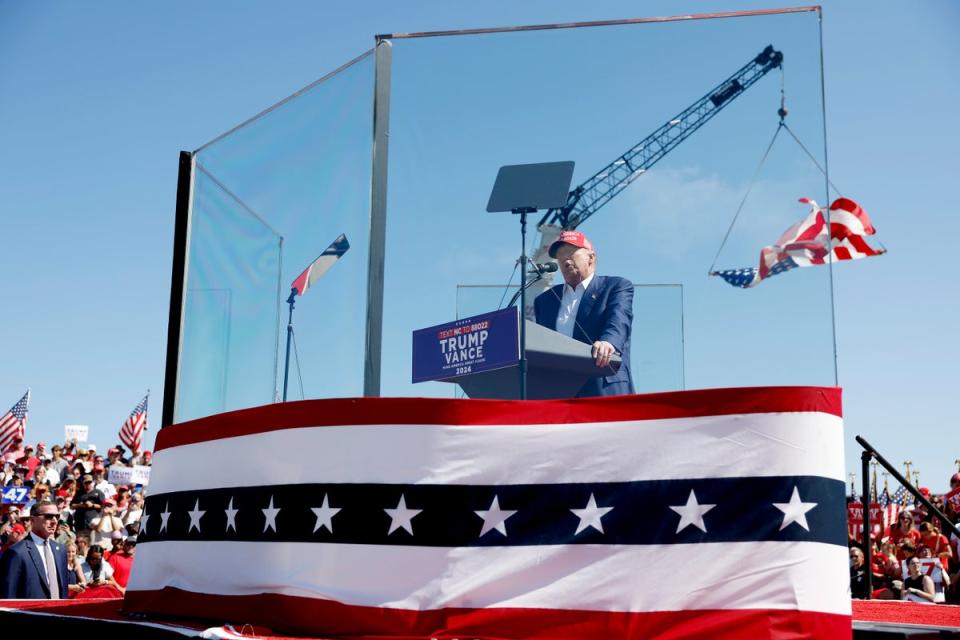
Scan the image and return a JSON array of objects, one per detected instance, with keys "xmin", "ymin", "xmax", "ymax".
[{"xmin": 412, "ymin": 307, "xmax": 519, "ymax": 383}]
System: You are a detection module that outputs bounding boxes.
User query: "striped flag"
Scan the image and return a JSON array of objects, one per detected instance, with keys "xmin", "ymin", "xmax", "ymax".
[
  {"xmin": 119, "ymin": 393, "xmax": 149, "ymax": 453},
  {"xmin": 884, "ymin": 485, "xmax": 907, "ymax": 533},
  {"xmin": 713, "ymin": 197, "xmax": 884, "ymax": 288},
  {"xmin": 290, "ymin": 233, "xmax": 350, "ymax": 296},
  {"xmin": 878, "ymin": 487, "xmax": 889, "ymax": 509},
  {"xmin": 127, "ymin": 386, "xmax": 850, "ymax": 639},
  {"xmin": 0, "ymin": 390, "xmax": 29, "ymax": 455}
]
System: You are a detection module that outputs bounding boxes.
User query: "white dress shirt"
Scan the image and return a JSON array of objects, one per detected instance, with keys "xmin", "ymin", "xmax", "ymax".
[
  {"xmin": 555, "ymin": 273, "xmax": 594, "ymax": 338},
  {"xmin": 29, "ymin": 531, "xmax": 54, "ymax": 575}
]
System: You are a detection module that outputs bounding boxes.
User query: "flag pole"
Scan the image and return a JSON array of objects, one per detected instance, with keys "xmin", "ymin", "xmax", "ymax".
[{"xmin": 282, "ymin": 287, "xmax": 297, "ymax": 402}]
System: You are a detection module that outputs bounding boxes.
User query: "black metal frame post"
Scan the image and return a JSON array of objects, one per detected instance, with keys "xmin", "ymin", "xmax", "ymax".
[
  {"xmin": 860, "ymin": 450, "xmax": 873, "ymax": 598},
  {"xmin": 161, "ymin": 151, "xmax": 194, "ymax": 429},
  {"xmin": 282, "ymin": 288, "xmax": 297, "ymax": 402},
  {"xmin": 514, "ymin": 207, "xmax": 535, "ymax": 400}
]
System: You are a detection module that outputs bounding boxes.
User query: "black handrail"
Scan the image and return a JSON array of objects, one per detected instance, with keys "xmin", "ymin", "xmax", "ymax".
[{"xmin": 855, "ymin": 435, "xmax": 960, "ymax": 600}]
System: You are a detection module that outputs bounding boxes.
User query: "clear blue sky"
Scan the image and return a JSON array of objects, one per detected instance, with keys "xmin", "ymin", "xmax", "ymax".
[{"xmin": 1, "ymin": 1, "xmax": 957, "ymax": 491}]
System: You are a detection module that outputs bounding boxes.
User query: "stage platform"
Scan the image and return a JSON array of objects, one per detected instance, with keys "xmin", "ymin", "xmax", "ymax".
[{"xmin": 2, "ymin": 598, "xmax": 959, "ymax": 639}]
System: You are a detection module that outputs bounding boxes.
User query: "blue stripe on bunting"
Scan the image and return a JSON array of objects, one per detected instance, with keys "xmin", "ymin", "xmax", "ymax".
[{"xmin": 139, "ymin": 476, "xmax": 846, "ymax": 548}]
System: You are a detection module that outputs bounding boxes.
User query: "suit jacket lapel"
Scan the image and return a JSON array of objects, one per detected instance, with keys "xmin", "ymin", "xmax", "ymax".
[{"xmin": 25, "ymin": 539, "xmax": 51, "ymax": 595}]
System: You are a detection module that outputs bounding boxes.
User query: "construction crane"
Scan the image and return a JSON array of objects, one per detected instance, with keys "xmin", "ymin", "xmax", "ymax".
[{"xmin": 537, "ymin": 45, "xmax": 783, "ymax": 234}]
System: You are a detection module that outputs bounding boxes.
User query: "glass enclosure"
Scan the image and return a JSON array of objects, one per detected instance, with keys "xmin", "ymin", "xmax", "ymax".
[
  {"xmin": 173, "ymin": 8, "xmax": 833, "ymax": 422},
  {"xmin": 175, "ymin": 52, "xmax": 375, "ymax": 422}
]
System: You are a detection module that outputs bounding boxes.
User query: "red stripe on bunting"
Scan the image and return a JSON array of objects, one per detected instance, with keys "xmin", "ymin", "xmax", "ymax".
[
  {"xmin": 156, "ymin": 386, "xmax": 842, "ymax": 452},
  {"xmin": 124, "ymin": 588, "xmax": 851, "ymax": 639}
]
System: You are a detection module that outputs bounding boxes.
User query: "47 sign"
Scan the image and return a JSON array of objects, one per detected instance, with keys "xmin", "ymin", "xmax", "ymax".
[{"xmin": 2, "ymin": 486, "xmax": 29, "ymax": 504}]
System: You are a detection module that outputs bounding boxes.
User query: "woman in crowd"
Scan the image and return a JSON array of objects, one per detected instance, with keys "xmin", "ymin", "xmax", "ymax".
[
  {"xmin": 902, "ymin": 556, "xmax": 937, "ymax": 603},
  {"xmin": 65, "ymin": 541, "xmax": 87, "ymax": 597},
  {"xmin": 80, "ymin": 544, "xmax": 122, "ymax": 593},
  {"xmin": 919, "ymin": 521, "xmax": 953, "ymax": 570},
  {"xmin": 890, "ymin": 510, "xmax": 922, "ymax": 560}
]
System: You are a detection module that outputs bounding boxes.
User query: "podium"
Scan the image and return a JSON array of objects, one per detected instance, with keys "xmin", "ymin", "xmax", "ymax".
[{"xmin": 447, "ymin": 320, "xmax": 620, "ymax": 400}]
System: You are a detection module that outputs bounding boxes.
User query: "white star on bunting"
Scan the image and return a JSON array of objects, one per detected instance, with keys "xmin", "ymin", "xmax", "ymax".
[
  {"xmin": 159, "ymin": 503, "xmax": 171, "ymax": 533},
  {"xmin": 224, "ymin": 497, "xmax": 239, "ymax": 533},
  {"xmin": 187, "ymin": 498, "xmax": 205, "ymax": 533},
  {"xmin": 475, "ymin": 495, "xmax": 517, "ymax": 537},
  {"xmin": 385, "ymin": 494, "xmax": 421, "ymax": 536},
  {"xmin": 773, "ymin": 486, "xmax": 817, "ymax": 531},
  {"xmin": 570, "ymin": 493, "xmax": 614, "ymax": 535},
  {"xmin": 262, "ymin": 495, "xmax": 281, "ymax": 533},
  {"xmin": 311, "ymin": 494, "xmax": 341, "ymax": 533},
  {"xmin": 139, "ymin": 511, "xmax": 150, "ymax": 534},
  {"xmin": 669, "ymin": 489, "xmax": 716, "ymax": 533}
]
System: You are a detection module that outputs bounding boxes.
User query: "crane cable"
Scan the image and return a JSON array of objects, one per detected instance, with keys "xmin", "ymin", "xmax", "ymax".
[{"xmin": 707, "ymin": 65, "xmax": 885, "ymax": 275}]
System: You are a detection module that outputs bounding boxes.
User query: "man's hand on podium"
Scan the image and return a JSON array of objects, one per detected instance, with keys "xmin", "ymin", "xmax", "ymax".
[{"xmin": 592, "ymin": 340, "xmax": 616, "ymax": 369}]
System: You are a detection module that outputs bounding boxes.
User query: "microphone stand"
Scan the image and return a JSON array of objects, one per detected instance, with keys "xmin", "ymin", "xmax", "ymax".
[{"xmin": 507, "ymin": 265, "xmax": 552, "ymax": 309}]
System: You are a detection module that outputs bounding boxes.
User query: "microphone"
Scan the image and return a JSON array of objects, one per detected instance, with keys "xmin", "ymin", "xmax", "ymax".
[{"xmin": 531, "ymin": 262, "xmax": 558, "ymax": 273}]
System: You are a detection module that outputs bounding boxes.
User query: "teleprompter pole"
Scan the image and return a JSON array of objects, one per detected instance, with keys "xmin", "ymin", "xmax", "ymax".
[{"xmin": 515, "ymin": 207, "xmax": 535, "ymax": 400}]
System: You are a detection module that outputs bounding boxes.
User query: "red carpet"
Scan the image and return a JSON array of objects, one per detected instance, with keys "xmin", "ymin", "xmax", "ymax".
[{"xmin": 853, "ymin": 599, "xmax": 960, "ymax": 629}]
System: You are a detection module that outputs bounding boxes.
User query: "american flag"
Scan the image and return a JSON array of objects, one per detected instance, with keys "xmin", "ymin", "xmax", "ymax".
[
  {"xmin": 127, "ymin": 386, "xmax": 850, "ymax": 639},
  {"xmin": 0, "ymin": 390, "xmax": 30, "ymax": 454},
  {"xmin": 878, "ymin": 487, "xmax": 889, "ymax": 509},
  {"xmin": 713, "ymin": 197, "xmax": 884, "ymax": 288},
  {"xmin": 119, "ymin": 393, "xmax": 149, "ymax": 453},
  {"xmin": 884, "ymin": 484, "xmax": 908, "ymax": 532},
  {"xmin": 291, "ymin": 233, "xmax": 350, "ymax": 297}
]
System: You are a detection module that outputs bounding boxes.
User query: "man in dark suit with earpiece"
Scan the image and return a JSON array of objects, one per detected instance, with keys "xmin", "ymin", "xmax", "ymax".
[
  {"xmin": 0, "ymin": 500, "xmax": 69, "ymax": 599},
  {"xmin": 534, "ymin": 230, "xmax": 634, "ymax": 398}
]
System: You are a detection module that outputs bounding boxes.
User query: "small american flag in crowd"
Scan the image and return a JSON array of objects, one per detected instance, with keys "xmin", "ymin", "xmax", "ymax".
[
  {"xmin": 885, "ymin": 485, "xmax": 907, "ymax": 530},
  {"xmin": 0, "ymin": 389, "xmax": 30, "ymax": 454},
  {"xmin": 878, "ymin": 487, "xmax": 889, "ymax": 509},
  {"xmin": 713, "ymin": 197, "xmax": 884, "ymax": 288},
  {"xmin": 119, "ymin": 392, "xmax": 149, "ymax": 453}
]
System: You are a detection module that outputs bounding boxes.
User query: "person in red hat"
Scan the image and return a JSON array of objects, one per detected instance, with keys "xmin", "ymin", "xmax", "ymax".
[{"xmin": 534, "ymin": 230, "xmax": 634, "ymax": 397}]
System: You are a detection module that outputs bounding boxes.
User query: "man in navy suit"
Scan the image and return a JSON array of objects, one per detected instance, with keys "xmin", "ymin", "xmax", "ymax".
[
  {"xmin": 0, "ymin": 499, "xmax": 69, "ymax": 599},
  {"xmin": 534, "ymin": 230, "xmax": 634, "ymax": 397}
]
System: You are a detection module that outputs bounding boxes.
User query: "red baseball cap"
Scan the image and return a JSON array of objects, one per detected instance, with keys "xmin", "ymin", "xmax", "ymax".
[
  {"xmin": 548, "ymin": 230, "xmax": 594, "ymax": 258},
  {"xmin": 950, "ymin": 472, "xmax": 960, "ymax": 487}
]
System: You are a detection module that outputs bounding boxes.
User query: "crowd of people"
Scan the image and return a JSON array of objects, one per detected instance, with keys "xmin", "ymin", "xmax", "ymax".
[
  {"xmin": 0, "ymin": 437, "xmax": 151, "ymax": 598},
  {"xmin": 849, "ymin": 472, "xmax": 960, "ymax": 604}
]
